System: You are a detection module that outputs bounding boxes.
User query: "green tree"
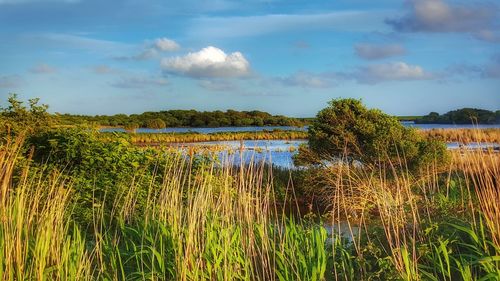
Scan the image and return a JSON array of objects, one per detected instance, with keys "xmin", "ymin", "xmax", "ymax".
[
  {"xmin": 296, "ymin": 98, "xmax": 449, "ymax": 172},
  {"xmin": 0, "ymin": 94, "xmax": 52, "ymax": 133},
  {"xmin": 145, "ymin": 118, "xmax": 166, "ymax": 129},
  {"xmin": 124, "ymin": 123, "xmax": 140, "ymax": 132}
]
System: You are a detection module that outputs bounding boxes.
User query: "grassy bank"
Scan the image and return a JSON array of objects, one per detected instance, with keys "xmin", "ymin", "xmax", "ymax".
[
  {"xmin": 107, "ymin": 130, "xmax": 308, "ymax": 144},
  {"xmin": 420, "ymin": 128, "xmax": 500, "ymax": 144},
  {"xmin": 99, "ymin": 128, "xmax": 500, "ymax": 145}
]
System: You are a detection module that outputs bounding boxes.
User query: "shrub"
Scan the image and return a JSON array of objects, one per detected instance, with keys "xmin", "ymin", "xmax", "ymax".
[{"xmin": 298, "ymin": 98, "xmax": 449, "ymax": 172}]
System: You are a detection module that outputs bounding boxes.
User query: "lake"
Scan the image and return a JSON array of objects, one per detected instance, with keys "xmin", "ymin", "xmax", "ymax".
[
  {"xmin": 169, "ymin": 139, "xmax": 499, "ymax": 168},
  {"xmin": 101, "ymin": 122, "xmax": 500, "ymax": 134}
]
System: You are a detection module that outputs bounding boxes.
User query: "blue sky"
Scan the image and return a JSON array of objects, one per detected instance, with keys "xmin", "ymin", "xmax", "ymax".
[{"xmin": 0, "ymin": 0, "xmax": 499, "ymax": 117}]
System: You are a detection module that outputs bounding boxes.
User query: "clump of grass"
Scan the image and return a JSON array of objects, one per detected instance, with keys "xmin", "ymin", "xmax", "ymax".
[{"xmin": 0, "ymin": 134, "xmax": 92, "ymax": 281}]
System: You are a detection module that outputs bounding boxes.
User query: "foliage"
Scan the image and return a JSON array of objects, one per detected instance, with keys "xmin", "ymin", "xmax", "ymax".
[
  {"xmin": 416, "ymin": 108, "xmax": 500, "ymax": 124},
  {"xmin": 0, "ymin": 93, "xmax": 52, "ymax": 134},
  {"xmin": 298, "ymin": 98, "xmax": 450, "ymax": 172},
  {"xmin": 55, "ymin": 108, "xmax": 306, "ymax": 128},
  {"xmin": 146, "ymin": 118, "xmax": 166, "ymax": 129}
]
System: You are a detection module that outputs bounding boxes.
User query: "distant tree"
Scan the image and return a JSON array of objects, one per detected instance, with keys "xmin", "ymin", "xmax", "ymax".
[
  {"xmin": 296, "ymin": 98, "xmax": 449, "ymax": 172},
  {"xmin": 124, "ymin": 123, "xmax": 140, "ymax": 132},
  {"xmin": 146, "ymin": 118, "xmax": 166, "ymax": 129},
  {"xmin": 417, "ymin": 108, "xmax": 499, "ymax": 124}
]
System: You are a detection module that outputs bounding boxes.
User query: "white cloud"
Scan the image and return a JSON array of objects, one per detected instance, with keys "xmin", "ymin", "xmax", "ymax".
[
  {"xmin": 161, "ymin": 46, "xmax": 250, "ymax": 78},
  {"xmin": 354, "ymin": 43, "xmax": 406, "ymax": 60},
  {"xmin": 115, "ymin": 37, "xmax": 180, "ymax": 61},
  {"xmin": 30, "ymin": 63, "xmax": 57, "ymax": 74},
  {"xmin": 351, "ymin": 62, "xmax": 434, "ymax": 84},
  {"xmin": 154, "ymin": 38, "xmax": 180, "ymax": 52}
]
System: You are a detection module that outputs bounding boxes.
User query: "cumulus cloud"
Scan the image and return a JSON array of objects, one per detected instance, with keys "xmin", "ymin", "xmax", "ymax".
[
  {"xmin": 0, "ymin": 75, "xmax": 22, "ymax": 88},
  {"xmin": 30, "ymin": 63, "xmax": 57, "ymax": 74},
  {"xmin": 277, "ymin": 72, "xmax": 335, "ymax": 88},
  {"xmin": 161, "ymin": 46, "xmax": 250, "ymax": 78},
  {"xmin": 354, "ymin": 43, "xmax": 406, "ymax": 60},
  {"xmin": 111, "ymin": 76, "xmax": 168, "ymax": 89},
  {"xmin": 387, "ymin": 0, "xmax": 498, "ymax": 38},
  {"xmin": 350, "ymin": 62, "xmax": 434, "ymax": 84},
  {"xmin": 153, "ymin": 38, "xmax": 180, "ymax": 52}
]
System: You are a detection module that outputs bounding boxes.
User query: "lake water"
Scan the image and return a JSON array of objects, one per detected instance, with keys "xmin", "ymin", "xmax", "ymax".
[
  {"xmin": 101, "ymin": 122, "xmax": 500, "ymax": 134},
  {"xmin": 169, "ymin": 139, "xmax": 500, "ymax": 168}
]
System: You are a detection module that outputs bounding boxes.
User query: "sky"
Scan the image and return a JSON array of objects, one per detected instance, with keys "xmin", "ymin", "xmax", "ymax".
[{"xmin": 0, "ymin": 0, "xmax": 499, "ymax": 117}]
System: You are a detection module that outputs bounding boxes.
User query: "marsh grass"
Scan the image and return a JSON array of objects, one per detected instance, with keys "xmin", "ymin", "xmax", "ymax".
[
  {"xmin": 1, "ymin": 126, "xmax": 499, "ymax": 280},
  {"xmin": 0, "ymin": 134, "xmax": 328, "ymax": 281},
  {"xmin": 319, "ymin": 128, "xmax": 500, "ymax": 280}
]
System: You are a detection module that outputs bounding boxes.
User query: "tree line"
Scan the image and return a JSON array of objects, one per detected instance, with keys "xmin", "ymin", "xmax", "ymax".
[
  {"xmin": 416, "ymin": 108, "xmax": 500, "ymax": 124},
  {"xmin": 55, "ymin": 109, "xmax": 307, "ymax": 129}
]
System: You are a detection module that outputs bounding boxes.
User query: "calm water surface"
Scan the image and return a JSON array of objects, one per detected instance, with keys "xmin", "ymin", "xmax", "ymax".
[
  {"xmin": 101, "ymin": 122, "xmax": 500, "ymax": 134},
  {"xmin": 170, "ymin": 139, "xmax": 499, "ymax": 168}
]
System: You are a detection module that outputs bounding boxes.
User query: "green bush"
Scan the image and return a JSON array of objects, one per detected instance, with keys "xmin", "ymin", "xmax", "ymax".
[{"xmin": 298, "ymin": 98, "xmax": 449, "ymax": 172}]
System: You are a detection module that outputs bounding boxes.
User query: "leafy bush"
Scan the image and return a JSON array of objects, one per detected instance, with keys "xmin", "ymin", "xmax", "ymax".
[
  {"xmin": 0, "ymin": 94, "xmax": 53, "ymax": 134},
  {"xmin": 297, "ymin": 98, "xmax": 449, "ymax": 172}
]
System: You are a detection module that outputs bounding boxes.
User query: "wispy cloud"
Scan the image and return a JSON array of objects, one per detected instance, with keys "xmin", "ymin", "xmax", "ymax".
[
  {"xmin": 387, "ymin": 0, "xmax": 499, "ymax": 42},
  {"xmin": 29, "ymin": 63, "xmax": 57, "ymax": 74},
  {"xmin": 0, "ymin": 0, "xmax": 79, "ymax": 4},
  {"xmin": 198, "ymin": 79, "xmax": 237, "ymax": 91},
  {"xmin": 91, "ymin": 65, "xmax": 120, "ymax": 74},
  {"xmin": 481, "ymin": 55, "xmax": 500, "ymax": 79},
  {"xmin": 275, "ymin": 71, "xmax": 335, "ymax": 89},
  {"xmin": 0, "ymin": 75, "xmax": 22, "ymax": 88},
  {"xmin": 24, "ymin": 33, "xmax": 132, "ymax": 53},
  {"xmin": 161, "ymin": 46, "xmax": 251, "ymax": 78},
  {"xmin": 115, "ymin": 37, "xmax": 180, "ymax": 61},
  {"xmin": 189, "ymin": 11, "xmax": 391, "ymax": 39},
  {"xmin": 110, "ymin": 76, "xmax": 169, "ymax": 89},
  {"xmin": 354, "ymin": 43, "xmax": 406, "ymax": 60},
  {"xmin": 349, "ymin": 62, "xmax": 435, "ymax": 84}
]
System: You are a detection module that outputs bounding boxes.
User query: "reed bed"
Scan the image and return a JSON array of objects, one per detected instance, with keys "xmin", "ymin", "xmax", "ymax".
[
  {"xmin": 124, "ymin": 131, "xmax": 307, "ymax": 144},
  {"xmin": 0, "ymin": 134, "xmax": 327, "ymax": 281},
  {"xmin": 322, "ymin": 137, "xmax": 500, "ymax": 280},
  {"xmin": 420, "ymin": 128, "xmax": 500, "ymax": 144},
  {"xmin": 1, "ymin": 128, "xmax": 499, "ymax": 280}
]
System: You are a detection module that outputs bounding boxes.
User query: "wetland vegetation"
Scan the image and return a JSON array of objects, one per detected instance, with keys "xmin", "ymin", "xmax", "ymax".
[{"xmin": 0, "ymin": 96, "xmax": 499, "ymax": 280}]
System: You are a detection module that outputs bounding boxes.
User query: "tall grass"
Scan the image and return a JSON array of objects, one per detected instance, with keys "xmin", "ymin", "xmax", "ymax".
[
  {"xmin": 320, "ymin": 128, "xmax": 500, "ymax": 280},
  {"xmin": 1, "ymin": 126, "xmax": 499, "ymax": 280},
  {"xmin": 104, "ymin": 130, "xmax": 308, "ymax": 145},
  {"xmin": 0, "ymin": 134, "xmax": 92, "ymax": 281},
  {"xmin": 0, "ymin": 134, "xmax": 328, "ymax": 280},
  {"xmin": 421, "ymin": 128, "xmax": 500, "ymax": 144}
]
